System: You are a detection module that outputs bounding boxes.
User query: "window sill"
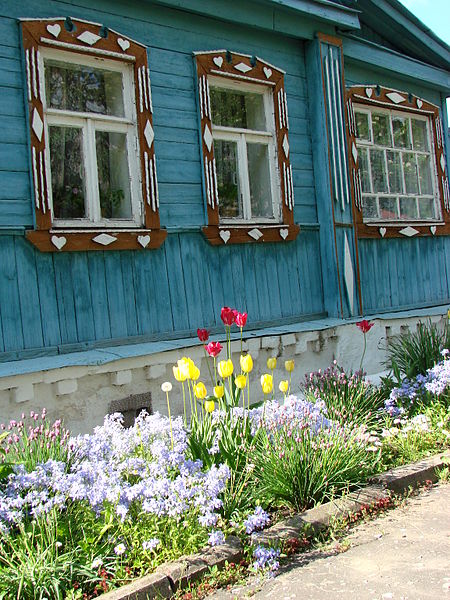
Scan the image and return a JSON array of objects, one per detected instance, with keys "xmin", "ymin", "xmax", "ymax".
[
  {"xmin": 26, "ymin": 228, "xmax": 167, "ymax": 252},
  {"xmin": 356, "ymin": 221, "xmax": 450, "ymax": 239},
  {"xmin": 202, "ymin": 224, "xmax": 300, "ymax": 245}
]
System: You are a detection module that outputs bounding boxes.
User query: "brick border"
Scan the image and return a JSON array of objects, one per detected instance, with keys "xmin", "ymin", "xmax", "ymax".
[{"xmin": 100, "ymin": 450, "xmax": 449, "ymax": 599}]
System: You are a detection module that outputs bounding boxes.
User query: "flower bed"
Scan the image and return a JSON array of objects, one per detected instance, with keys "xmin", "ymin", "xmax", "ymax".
[{"xmin": 0, "ymin": 310, "xmax": 449, "ymax": 598}]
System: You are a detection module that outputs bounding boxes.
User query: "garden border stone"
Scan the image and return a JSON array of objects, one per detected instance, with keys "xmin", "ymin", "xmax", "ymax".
[{"xmin": 100, "ymin": 451, "xmax": 449, "ymax": 600}]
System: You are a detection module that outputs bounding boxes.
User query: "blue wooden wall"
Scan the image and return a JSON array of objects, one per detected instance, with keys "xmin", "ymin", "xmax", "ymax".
[
  {"xmin": 344, "ymin": 60, "xmax": 450, "ymax": 314},
  {"xmin": 0, "ymin": 0, "xmax": 324, "ymax": 358}
]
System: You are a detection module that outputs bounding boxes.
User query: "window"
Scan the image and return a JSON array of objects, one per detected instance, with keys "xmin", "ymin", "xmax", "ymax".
[
  {"xmin": 195, "ymin": 51, "xmax": 299, "ymax": 245},
  {"xmin": 21, "ymin": 18, "xmax": 166, "ymax": 251},
  {"xmin": 346, "ymin": 86, "xmax": 450, "ymax": 238}
]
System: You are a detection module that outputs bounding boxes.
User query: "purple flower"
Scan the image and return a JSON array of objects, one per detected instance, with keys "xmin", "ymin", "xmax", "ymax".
[
  {"xmin": 114, "ymin": 543, "xmax": 126, "ymax": 556},
  {"xmin": 252, "ymin": 545, "xmax": 280, "ymax": 575},
  {"xmin": 142, "ymin": 538, "xmax": 160, "ymax": 551},
  {"xmin": 243, "ymin": 506, "xmax": 270, "ymax": 534},
  {"xmin": 208, "ymin": 530, "xmax": 225, "ymax": 546}
]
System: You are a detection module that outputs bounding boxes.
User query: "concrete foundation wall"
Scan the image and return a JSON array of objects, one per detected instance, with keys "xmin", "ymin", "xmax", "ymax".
[{"xmin": 0, "ymin": 311, "xmax": 447, "ymax": 434}]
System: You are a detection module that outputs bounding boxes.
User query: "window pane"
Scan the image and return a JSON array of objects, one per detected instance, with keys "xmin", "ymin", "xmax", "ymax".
[
  {"xmin": 379, "ymin": 196, "xmax": 399, "ymax": 220},
  {"xmin": 214, "ymin": 139, "xmax": 242, "ymax": 219},
  {"xmin": 247, "ymin": 143, "xmax": 273, "ymax": 219},
  {"xmin": 392, "ymin": 116, "xmax": 411, "ymax": 149},
  {"xmin": 355, "ymin": 112, "xmax": 370, "ymax": 141},
  {"xmin": 403, "ymin": 153, "xmax": 419, "ymax": 194},
  {"xmin": 96, "ymin": 131, "xmax": 132, "ymax": 219},
  {"xmin": 399, "ymin": 197, "xmax": 418, "ymax": 219},
  {"xmin": 411, "ymin": 119, "xmax": 429, "ymax": 151},
  {"xmin": 387, "ymin": 150, "xmax": 403, "ymax": 194},
  {"xmin": 417, "ymin": 155, "xmax": 433, "ymax": 195},
  {"xmin": 370, "ymin": 149, "xmax": 388, "ymax": 193},
  {"xmin": 419, "ymin": 198, "xmax": 436, "ymax": 220},
  {"xmin": 359, "ymin": 148, "xmax": 371, "ymax": 192},
  {"xmin": 49, "ymin": 125, "xmax": 86, "ymax": 219},
  {"xmin": 210, "ymin": 88, "xmax": 266, "ymax": 130},
  {"xmin": 45, "ymin": 59, "xmax": 124, "ymax": 117},
  {"xmin": 362, "ymin": 196, "xmax": 378, "ymax": 219},
  {"xmin": 372, "ymin": 113, "xmax": 391, "ymax": 146}
]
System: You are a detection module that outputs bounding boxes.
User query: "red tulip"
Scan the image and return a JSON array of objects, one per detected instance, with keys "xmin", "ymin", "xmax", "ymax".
[
  {"xmin": 205, "ymin": 341, "xmax": 223, "ymax": 357},
  {"xmin": 197, "ymin": 328, "xmax": 210, "ymax": 342},
  {"xmin": 356, "ymin": 320, "xmax": 374, "ymax": 334},
  {"xmin": 220, "ymin": 306, "xmax": 235, "ymax": 326},
  {"xmin": 235, "ymin": 311, "xmax": 247, "ymax": 328}
]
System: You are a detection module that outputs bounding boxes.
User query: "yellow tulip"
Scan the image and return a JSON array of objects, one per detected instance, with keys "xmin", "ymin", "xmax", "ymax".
[
  {"xmin": 214, "ymin": 385, "xmax": 225, "ymax": 399},
  {"xmin": 193, "ymin": 382, "xmax": 207, "ymax": 399},
  {"xmin": 235, "ymin": 374, "xmax": 247, "ymax": 389},
  {"xmin": 240, "ymin": 354, "xmax": 253, "ymax": 373},
  {"xmin": 205, "ymin": 400, "xmax": 215, "ymax": 413},
  {"xmin": 285, "ymin": 360, "xmax": 295, "ymax": 373},
  {"xmin": 218, "ymin": 359, "xmax": 234, "ymax": 378},
  {"xmin": 267, "ymin": 357, "xmax": 277, "ymax": 370},
  {"xmin": 260, "ymin": 373, "xmax": 273, "ymax": 394},
  {"xmin": 279, "ymin": 380, "xmax": 289, "ymax": 393},
  {"xmin": 190, "ymin": 365, "xmax": 200, "ymax": 381},
  {"xmin": 173, "ymin": 365, "xmax": 187, "ymax": 382},
  {"xmin": 177, "ymin": 357, "xmax": 191, "ymax": 379}
]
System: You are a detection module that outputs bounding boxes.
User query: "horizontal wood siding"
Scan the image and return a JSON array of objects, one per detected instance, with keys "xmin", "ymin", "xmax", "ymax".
[{"xmin": 345, "ymin": 61, "xmax": 450, "ymax": 312}]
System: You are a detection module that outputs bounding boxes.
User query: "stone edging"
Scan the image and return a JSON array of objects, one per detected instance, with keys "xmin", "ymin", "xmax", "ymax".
[{"xmin": 101, "ymin": 450, "xmax": 449, "ymax": 599}]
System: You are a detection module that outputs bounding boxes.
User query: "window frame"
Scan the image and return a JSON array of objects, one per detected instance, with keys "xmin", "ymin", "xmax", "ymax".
[
  {"xmin": 21, "ymin": 17, "xmax": 166, "ymax": 252},
  {"xmin": 345, "ymin": 85, "xmax": 450, "ymax": 239},
  {"xmin": 194, "ymin": 50, "xmax": 300, "ymax": 245}
]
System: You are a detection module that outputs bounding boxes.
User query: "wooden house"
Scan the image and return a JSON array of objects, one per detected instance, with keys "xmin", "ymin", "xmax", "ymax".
[{"xmin": 0, "ymin": 0, "xmax": 449, "ymax": 431}]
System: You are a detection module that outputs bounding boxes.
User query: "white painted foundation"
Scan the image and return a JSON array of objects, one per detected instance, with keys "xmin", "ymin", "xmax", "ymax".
[{"xmin": 0, "ymin": 310, "xmax": 447, "ymax": 434}]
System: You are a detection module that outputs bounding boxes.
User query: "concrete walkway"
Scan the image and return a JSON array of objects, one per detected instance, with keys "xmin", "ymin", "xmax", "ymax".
[{"xmin": 208, "ymin": 483, "xmax": 450, "ymax": 600}]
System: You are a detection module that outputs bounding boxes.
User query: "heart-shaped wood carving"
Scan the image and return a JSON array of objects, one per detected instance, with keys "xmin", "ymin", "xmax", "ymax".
[
  {"xmin": 430, "ymin": 226, "xmax": 437, "ymax": 235},
  {"xmin": 365, "ymin": 87, "xmax": 373, "ymax": 98},
  {"xmin": 213, "ymin": 56, "xmax": 223, "ymax": 68},
  {"xmin": 46, "ymin": 24, "xmax": 61, "ymax": 38},
  {"xmin": 117, "ymin": 38, "xmax": 130, "ymax": 52},
  {"xmin": 137, "ymin": 234, "xmax": 151, "ymax": 248},
  {"xmin": 417, "ymin": 99, "xmax": 423, "ymax": 108},
  {"xmin": 279, "ymin": 228, "xmax": 289, "ymax": 240},
  {"xmin": 51, "ymin": 235, "xmax": 67, "ymax": 250},
  {"xmin": 219, "ymin": 230, "xmax": 231, "ymax": 244},
  {"xmin": 379, "ymin": 227, "xmax": 386, "ymax": 238},
  {"xmin": 263, "ymin": 67, "xmax": 272, "ymax": 79}
]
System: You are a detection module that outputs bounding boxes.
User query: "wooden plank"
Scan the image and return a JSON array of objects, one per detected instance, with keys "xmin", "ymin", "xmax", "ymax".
[
  {"xmin": 71, "ymin": 252, "xmax": 96, "ymax": 343},
  {"xmin": 240, "ymin": 242, "xmax": 261, "ymax": 321},
  {"xmin": 33, "ymin": 252, "xmax": 61, "ymax": 348},
  {"xmin": 118, "ymin": 252, "xmax": 139, "ymax": 337},
  {"xmin": 0, "ymin": 171, "xmax": 29, "ymax": 199},
  {"xmin": 0, "ymin": 236, "xmax": 24, "ymax": 351},
  {"xmin": 250, "ymin": 243, "xmax": 272, "ymax": 321},
  {"xmin": 163, "ymin": 233, "xmax": 190, "ymax": 332},
  {"xmin": 146, "ymin": 245, "xmax": 175, "ymax": 333},
  {"xmin": 0, "ymin": 143, "xmax": 29, "ymax": 172},
  {"xmin": 0, "ymin": 116, "xmax": 28, "ymax": 144},
  {"xmin": 103, "ymin": 252, "xmax": 129, "ymax": 340},
  {"xmin": 0, "ymin": 86, "xmax": 26, "ymax": 117},
  {"xmin": 87, "ymin": 252, "xmax": 112, "ymax": 341},
  {"xmin": 53, "ymin": 252, "xmax": 78, "ymax": 344},
  {"xmin": 0, "ymin": 199, "xmax": 32, "ymax": 227},
  {"xmin": 14, "ymin": 236, "xmax": 44, "ymax": 349}
]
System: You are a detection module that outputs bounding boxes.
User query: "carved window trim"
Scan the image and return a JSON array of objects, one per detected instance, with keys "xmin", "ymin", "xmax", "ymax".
[
  {"xmin": 21, "ymin": 17, "xmax": 166, "ymax": 252},
  {"xmin": 346, "ymin": 85, "xmax": 450, "ymax": 239},
  {"xmin": 194, "ymin": 50, "xmax": 300, "ymax": 245}
]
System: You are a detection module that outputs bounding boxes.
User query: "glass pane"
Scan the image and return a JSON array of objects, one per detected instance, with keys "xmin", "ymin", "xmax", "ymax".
[
  {"xmin": 417, "ymin": 155, "xmax": 433, "ymax": 195},
  {"xmin": 370, "ymin": 149, "xmax": 388, "ymax": 193},
  {"xmin": 419, "ymin": 198, "xmax": 436, "ymax": 220},
  {"xmin": 379, "ymin": 196, "xmax": 399, "ymax": 220},
  {"xmin": 49, "ymin": 126, "xmax": 86, "ymax": 219},
  {"xmin": 362, "ymin": 196, "xmax": 378, "ymax": 219},
  {"xmin": 210, "ymin": 88, "xmax": 266, "ymax": 130},
  {"xmin": 355, "ymin": 112, "xmax": 370, "ymax": 141},
  {"xmin": 387, "ymin": 150, "xmax": 403, "ymax": 194},
  {"xmin": 359, "ymin": 148, "xmax": 371, "ymax": 192},
  {"xmin": 247, "ymin": 143, "xmax": 273, "ymax": 219},
  {"xmin": 392, "ymin": 116, "xmax": 411, "ymax": 149},
  {"xmin": 411, "ymin": 119, "xmax": 429, "ymax": 151},
  {"xmin": 96, "ymin": 131, "xmax": 132, "ymax": 219},
  {"xmin": 372, "ymin": 113, "xmax": 391, "ymax": 146},
  {"xmin": 45, "ymin": 59, "xmax": 124, "ymax": 116},
  {"xmin": 214, "ymin": 139, "xmax": 242, "ymax": 219},
  {"xmin": 403, "ymin": 153, "xmax": 419, "ymax": 194},
  {"xmin": 399, "ymin": 197, "xmax": 418, "ymax": 219}
]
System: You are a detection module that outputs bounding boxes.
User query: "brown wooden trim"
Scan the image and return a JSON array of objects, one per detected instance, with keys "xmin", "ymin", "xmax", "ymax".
[
  {"xmin": 316, "ymin": 32, "xmax": 343, "ymax": 47},
  {"xmin": 26, "ymin": 228, "xmax": 167, "ymax": 252},
  {"xmin": 202, "ymin": 224, "xmax": 300, "ymax": 246},
  {"xmin": 21, "ymin": 17, "xmax": 163, "ymax": 251},
  {"xmin": 195, "ymin": 50, "xmax": 297, "ymax": 246},
  {"xmin": 346, "ymin": 85, "xmax": 450, "ymax": 239}
]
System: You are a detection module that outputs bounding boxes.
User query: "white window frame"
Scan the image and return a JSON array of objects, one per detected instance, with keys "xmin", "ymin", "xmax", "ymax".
[
  {"xmin": 40, "ymin": 48, "xmax": 143, "ymax": 229},
  {"xmin": 209, "ymin": 77, "xmax": 281, "ymax": 225},
  {"xmin": 354, "ymin": 104, "xmax": 441, "ymax": 225}
]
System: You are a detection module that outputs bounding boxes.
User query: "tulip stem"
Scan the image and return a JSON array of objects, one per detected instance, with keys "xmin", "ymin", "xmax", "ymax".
[
  {"xmin": 165, "ymin": 392, "xmax": 173, "ymax": 450},
  {"xmin": 203, "ymin": 347, "xmax": 215, "ymax": 387},
  {"xmin": 182, "ymin": 381, "xmax": 187, "ymax": 427},
  {"xmin": 359, "ymin": 333, "xmax": 367, "ymax": 372}
]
